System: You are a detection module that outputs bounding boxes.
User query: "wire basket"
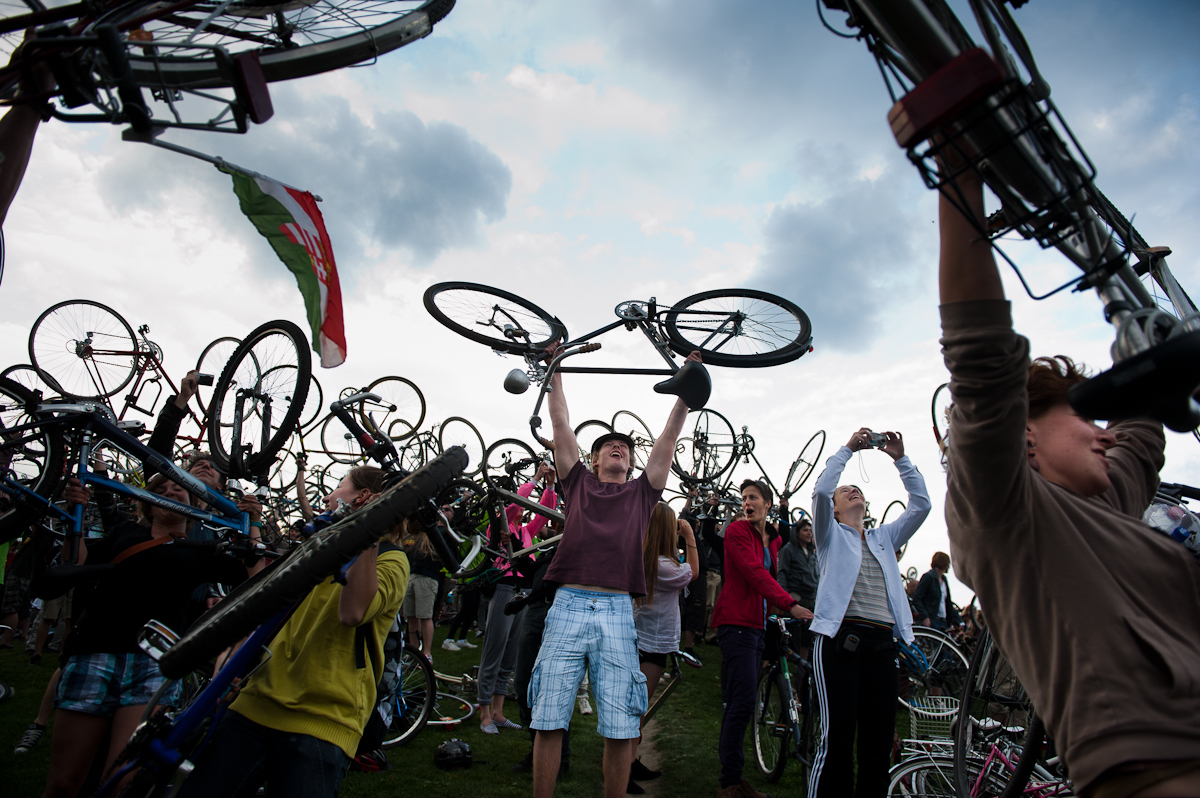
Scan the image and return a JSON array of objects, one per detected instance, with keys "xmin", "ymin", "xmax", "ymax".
[{"xmin": 908, "ymin": 696, "xmax": 959, "ymax": 740}]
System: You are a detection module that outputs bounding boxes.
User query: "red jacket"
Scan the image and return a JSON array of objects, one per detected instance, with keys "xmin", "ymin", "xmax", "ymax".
[{"xmin": 710, "ymin": 519, "xmax": 797, "ymax": 629}]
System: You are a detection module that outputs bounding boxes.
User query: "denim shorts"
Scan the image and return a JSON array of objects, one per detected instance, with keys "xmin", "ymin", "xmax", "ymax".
[
  {"xmin": 56, "ymin": 652, "xmax": 182, "ymax": 716},
  {"xmin": 529, "ymin": 588, "xmax": 647, "ymax": 739}
]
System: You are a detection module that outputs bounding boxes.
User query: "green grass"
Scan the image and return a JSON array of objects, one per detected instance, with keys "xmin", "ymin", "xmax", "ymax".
[{"xmin": 0, "ymin": 627, "xmax": 911, "ymax": 797}]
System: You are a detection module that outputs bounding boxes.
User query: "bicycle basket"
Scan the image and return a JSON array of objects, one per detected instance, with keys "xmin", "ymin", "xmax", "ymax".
[{"xmin": 908, "ymin": 695, "xmax": 959, "ymax": 740}]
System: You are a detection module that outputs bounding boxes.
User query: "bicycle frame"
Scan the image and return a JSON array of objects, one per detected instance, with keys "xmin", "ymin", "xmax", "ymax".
[{"xmin": 640, "ymin": 650, "xmax": 700, "ymax": 728}]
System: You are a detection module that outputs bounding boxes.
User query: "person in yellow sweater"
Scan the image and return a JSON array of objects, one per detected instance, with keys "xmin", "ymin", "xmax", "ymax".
[{"xmin": 178, "ymin": 466, "xmax": 410, "ymax": 797}]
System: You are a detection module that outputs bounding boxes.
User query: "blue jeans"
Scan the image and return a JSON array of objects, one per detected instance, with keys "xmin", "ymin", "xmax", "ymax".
[
  {"xmin": 717, "ymin": 624, "xmax": 765, "ymax": 788},
  {"xmin": 176, "ymin": 710, "xmax": 351, "ymax": 798}
]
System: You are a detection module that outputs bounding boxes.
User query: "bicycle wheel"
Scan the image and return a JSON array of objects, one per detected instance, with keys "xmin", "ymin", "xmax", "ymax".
[
  {"xmin": 0, "ymin": 376, "xmax": 65, "ymax": 542},
  {"xmin": 195, "ymin": 336, "xmax": 242, "ymax": 417},
  {"xmin": 783, "ymin": 430, "xmax": 825, "ymax": 497},
  {"xmin": 423, "ymin": 282, "xmax": 567, "ymax": 355},
  {"xmin": 752, "ymin": 669, "xmax": 789, "ymax": 781},
  {"xmin": 381, "ymin": 642, "xmax": 435, "ymax": 747},
  {"xmin": 482, "ymin": 437, "xmax": 537, "ymax": 491},
  {"xmin": 610, "ymin": 410, "xmax": 655, "ymax": 471},
  {"xmin": 887, "ymin": 756, "xmax": 962, "ymax": 797},
  {"xmin": 398, "ymin": 434, "xmax": 438, "ymax": 473},
  {"xmin": 901, "ymin": 628, "xmax": 970, "ymax": 718},
  {"xmin": 931, "ymin": 382, "xmax": 953, "ymax": 466},
  {"xmin": 437, "ymin": 417, "xmax": 484, "ymax": 477},
  {"xmin": 262, "ymin": 364, "xmax": 324, "ymax": 432},
  {"xmin": 158, "ymin": 448, "xmax": 468, "ymax": 678},
  {"xmin": 673, "ymin": 409, "xmax": 737, "ymax": 483},
  {"xmin": 28, "ymin": 299, "xmax": 139, "ymax": 399},
  {"xmin": 113, "ymin": 0, "xmax": 456, "ymax": 89},
  {"xmin": 320, "ymin": 414, "xmax": 367, "ymax": 465},
  {"xmin": 0, "ymin": 364, "xmax": 63, "ymax": 398},
  {"xmin": 207, "ymin": 320, "xmax": 311, "ymax": 479},
  {"xmin": 661, "ymin": 289, "xmax": 812, "ymax": 368},
  {"xmin": 572, "ymin": 419, "xmax": 612, "ymax": 469},
  {"xmin": 361, "ymin": 376, "xmax": 425, "ymax": 441},
  {"xmin": 427, "ymin": 692, "xmax": 475, "ymax": 726}
]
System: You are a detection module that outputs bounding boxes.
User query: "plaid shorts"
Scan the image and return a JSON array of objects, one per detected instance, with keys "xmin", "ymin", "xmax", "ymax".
[
  {"xmin": 1, "ymin": 574, "xmax": 31, "ymax": 617},
  {"xmin": 56, "ymin": 652, "xmax": 182, "ymax": 716},
  {"xmin": 529, "ymin": 588, "xmax": 648, "ymax": 739}
]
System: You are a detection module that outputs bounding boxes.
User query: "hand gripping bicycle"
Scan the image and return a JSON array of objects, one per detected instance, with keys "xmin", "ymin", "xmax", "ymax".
[{"xmin": 820, "ymin": 0, "xmax": 1200, "ymax": 433}]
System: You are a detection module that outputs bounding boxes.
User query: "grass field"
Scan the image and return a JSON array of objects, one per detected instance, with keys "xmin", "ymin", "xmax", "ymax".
[{"xmin": 0, "ymin": 624, "xmax": 909, "ymax": 797}]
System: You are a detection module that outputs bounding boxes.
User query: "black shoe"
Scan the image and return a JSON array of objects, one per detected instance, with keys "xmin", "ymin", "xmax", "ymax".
[
  {"xmin": 511, "ymin": 751, "xmax": 534, "ymax": 773},
  {"xmin": 28, "ymin": 654, "xmax": 40, "ymax": 666},
  {"xmin": 631, "ymin": 758, "xmax": 661, "ymax": 780},
  {"xmin": 626, "ymin": 777, "xmax": 645, "ymax": 795}
]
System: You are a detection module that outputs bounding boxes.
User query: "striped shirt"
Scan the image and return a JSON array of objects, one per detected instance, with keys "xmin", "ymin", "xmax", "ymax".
[{"xmin": 844, "ymin": 538, "xmax": 894, "ymax": 626}]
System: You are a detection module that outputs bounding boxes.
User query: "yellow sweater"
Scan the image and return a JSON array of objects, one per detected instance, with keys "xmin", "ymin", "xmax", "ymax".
[{"xmin": 231, "ymin": 548, "xmax": 410, "ymax": 756}]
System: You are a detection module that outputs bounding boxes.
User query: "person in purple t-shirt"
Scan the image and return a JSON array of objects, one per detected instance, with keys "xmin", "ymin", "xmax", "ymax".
[{"xmin": 529, "ymin": 348, "xmax": 702, "ymax": 798}]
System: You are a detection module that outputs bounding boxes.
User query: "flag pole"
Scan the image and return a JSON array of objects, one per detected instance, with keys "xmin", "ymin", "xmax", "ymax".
[{"xmin": 121, "ymin": 128, "xmax": 322, "ymax": 201}]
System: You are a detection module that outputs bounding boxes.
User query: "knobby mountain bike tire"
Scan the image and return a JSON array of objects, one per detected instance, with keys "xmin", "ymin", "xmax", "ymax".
[
  {"xmin": 0, "ymin": 376, "xmax": 66, "ymax": 542},
  {"xmin": 423, "ymin": 282, "xmax": 568, "ymax": 355},
  {"xmin": 752, "ymin": 668, "xmax": 790, "ymax": 781},
  {"xmin": 158, "ymin": 447, "xmax": 468, "ymax": 679},
  {"xmin": 207, "ymin": 319, "xmax": 311, "ymax": 479},
  {"xmin": 380, "ymin": 642, "xmax": 435, "ymax": 747},
  {"xmin": 661, "ymin": 289, "xmax": 812, "ymax": 368},
  {"xmin": 28, "ymin": 299, "xmax": 139, "ymax": 400},
  {"xmin": 437, "ymin": 417, "xmax": 484, "ymax": 477}
]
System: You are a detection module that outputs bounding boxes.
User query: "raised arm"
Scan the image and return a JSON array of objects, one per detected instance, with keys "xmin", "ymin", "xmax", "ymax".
[
  {"xmin": 939, "ymin": 170, "xmax": 1004, "ymax": 304},
  {"xmin": 295, "ymin": 456, "xmax": 314, "ymax": 521},
  {"xmin": 878, "ymin": 432, "xmax": 932, "ymax": 550},
  {"xmin": 546, "ymin": 345, "xmax": 579, "ymax": 480},
  {"xmin": 644, "ymin": 351, "xmax": 703, "ymax": 491},
  {"xmin": 810, "ymin": 444, "xmax": 853, "ymax": 548}
]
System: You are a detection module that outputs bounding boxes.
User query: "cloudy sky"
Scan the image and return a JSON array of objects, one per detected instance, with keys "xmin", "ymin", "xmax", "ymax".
[{"xmin": 2, "ymin": 0, "xmax": 1198, "ymax": 600}]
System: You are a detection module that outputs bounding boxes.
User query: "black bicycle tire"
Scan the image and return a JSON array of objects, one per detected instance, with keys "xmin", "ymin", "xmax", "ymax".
[
  {"xmin": 0, "ymin": 376, "xmax": 66, "ymax": 542},
  {"xmin": 381, "ymin": 643, "xmax": 436, "ymax": 747},
  {"xmin": 158, "ymin": 447, "xmax": 468, "ymax": 678},
  {"xmin": 320, "ymin": 413, "xmax": 367, "ymax": 465},
  {"xmin": 206, "ymin": 319, "xmax": 311, "ymax": 478},
  {"xmin": 28, "ymin": 299, "xmax": 139, "ymax": 399},
  {"xmin": 112, "ymin": 0, "xmax": 455, "ymax": 89},
  {"xmin": 661, "ymin": 289, "xmax": 812, "ymax": 368},
  {"xmin": 571, "ymin": 419, "xmax": 612, "ymax": 470},
  {"xmin": 610, "ymin": 409, "xmax": 655, "ymax": 471},
  {"xmin": 195, "ymin": 336, "xmax": 242, "ymax": 417},
  {"xmin": 0, "ymin": 363, "xmax": 63, "ymax": 399},
  {"xmin": 672, "ymin": 408, "xmax": 737, "ymax": 484},
  {"xmin": 261, "ymin": 364, "xmax": 324, "ymax": 432},
  {"xmin": 784, "ymin": 430, "xmax": 825, "ymax": 497},
  {"xmin": 900, "ymin": 628, "xmax": 970, "ymax": 717},
  {"xmin": 362, "ymin": 375, "xmax": 425, "ymax": 441},
  {"xmin": 482, "ymin": 437, "xmax": 537, "ymax": 491},
  {"xmin": 437, "ymin": 416, "xmax": 484, "ymax": 477},
  {"xmin": 423, "ymin": 282, "xmax": 567, "ymax": 355},
  {"xmin": 752, "ymin": 668, "xmax": 789, "ymax": 781}
]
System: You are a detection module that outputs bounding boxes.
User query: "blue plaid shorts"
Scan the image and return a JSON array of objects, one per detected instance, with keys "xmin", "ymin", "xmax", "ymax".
[
  {"xmin": 56, "ymin": 652, "xmax": 182, "ymax": 716},
  {"xmin": 528, "ymin": 588, "xmax": 648, "ymax": 739}
]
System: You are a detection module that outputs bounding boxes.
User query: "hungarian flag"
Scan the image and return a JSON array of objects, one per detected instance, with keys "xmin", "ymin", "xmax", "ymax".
[{"xmin": 222, "ymin": 165, "xmax": 346, "ymax": 368}]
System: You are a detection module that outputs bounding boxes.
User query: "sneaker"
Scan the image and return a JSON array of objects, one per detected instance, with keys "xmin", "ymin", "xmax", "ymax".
[
  {"xmin": 474, "ymin": 629, "xmax": 484, "ymax": 638},
  {"xmin": 626, "ymin": 777, "xmax": 645, "ymax": 795},
  {"xmin": 441, "ymin": 639, "xmax": 461, "ymax": 651},
  {"xmin": 456, "ymin": 638, "xmax": 478, "ymax": 649},
  {"xmin": 14, "ymin": 723, "xmax": 45, "ymax": 754},
  {"xmin": 630, "ymin": 758, "xmax": 661, "ymax": 781},
  {"xmin": 577, "ymin": 695, "xmax": 593, "ymax": 715}
]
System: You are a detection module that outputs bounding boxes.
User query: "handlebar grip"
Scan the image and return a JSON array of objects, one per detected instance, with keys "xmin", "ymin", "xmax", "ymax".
[
  {"xmin": 329, "ymin": 392, "xmax": 382, "ymax": 412},
  {"xmin": 579, "ymin": 342, "xmax": 601, "ymax": 352}
]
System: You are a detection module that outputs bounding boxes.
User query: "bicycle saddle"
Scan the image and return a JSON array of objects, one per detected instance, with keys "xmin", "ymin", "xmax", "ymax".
[
  {"xmin": 1067, "ymin": 328, "xmax": 1200, "ymax": 432},
  {"xmin": 654, "ymin": 361, "xmax": 711, "ymax": 410}
]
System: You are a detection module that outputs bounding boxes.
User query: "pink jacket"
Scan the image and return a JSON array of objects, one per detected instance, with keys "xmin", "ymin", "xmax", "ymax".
[{"xmin": 493, "ymin": 480, "xmax": 557, "ymax": 576}]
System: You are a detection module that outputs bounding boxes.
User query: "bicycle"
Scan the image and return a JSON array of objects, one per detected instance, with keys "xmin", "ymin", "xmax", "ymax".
[
  {"xmin": 898, "ymin": 627, "xmax": 970, "ymax": 720},
  {"xmin": 640, "ymin": 649, "xmax": 702, "ymax": 728},
  {"xmin": 423, "ymin": 282, "xmax": 813, "ymax": 443},
  {"xmin": 753, "ymin": 615, "xmax": 818, "ymax": 783},
  {"xmin": 819, "ymin": 0, "xmax": 1199, "ymax": 434}
]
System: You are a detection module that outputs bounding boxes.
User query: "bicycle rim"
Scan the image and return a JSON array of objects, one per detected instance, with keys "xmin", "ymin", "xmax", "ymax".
[
  {"xmin": 206, "ymin": 319, "xmax": 311, "ymax": 479},
  {"xmin": 0, "ymin": 363, "xmax": 64, "ymax": 398},
  {"xmin": 28, "ymin": 299, "xmax": 139, "ymax": 399},
  {"xmin": 362, "ymin": 375, "xmax": 425, "ymax": 441},
  {"xmin": 672, "ymin": 409, "xmax": 737, "ymax": 483},
  {"xmin": 784, "ymin": 429, "xmax": 825, "ymax": 497},
  {"xmin": 610, "ymin": 409, "xmax": 655, "ymax": 472},
  {"xmin": 423, "ymin": 281, "xmax": 566, "ymax": 355},
  {"xmin": 482, "ymin": 437, "xmax": 536, "ymax": 491},
  {"xmin": 901, "ymin": 629, "xmax": 970, "ymax": 718},
  {"xmin": 571, "ymin": 419, "xmax": 612, "ymax": 472},
  {"xmin": 319, "ymin": 413, "xmax": 367, "ymax": 465},
  {"xmin": 752, "ymin": 669, "xmax": 788, "ymax": 780},
  {"xmin": 887, "ymin": 756, "xmax": 959, "ymax": 797},
  {"xmin": 195, "ymin": 336, "xmax": 242, "ymax": 417},
  {"xmin": 427, "ymin": 692, "xmax": 474, "ymax": 725},
  {"xmin": 158, "ymin": 447, "xmax": 468, "ymax": 678},
  {"xmin": 115, "ymin": 0, "xmax": 456, "ymax": 88},
  {"xmin": 0, "ymin": 376, "xmax": 65, "ymax": 542},
  {"xmin": 662, "ymin": 289, "xmax": 812, "ymax": 368},
  {"xmin": 437, "ymin": 416, "xmax": 484, "ymax": 477},
  {"xmin": 381, "ymin": 643, "xmax": 435, "ymax": 747}
]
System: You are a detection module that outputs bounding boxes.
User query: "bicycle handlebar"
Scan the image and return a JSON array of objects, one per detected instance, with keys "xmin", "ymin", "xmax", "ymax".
[{"xmin": 329, "ymin": 392, "xmax": 383, "ymax": 412}]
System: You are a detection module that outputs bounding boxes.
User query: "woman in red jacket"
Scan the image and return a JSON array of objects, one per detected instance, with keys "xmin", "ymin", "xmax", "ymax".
[{"xmin": 711, "ymin": 479, "xmax": 813, "ymax": 798}]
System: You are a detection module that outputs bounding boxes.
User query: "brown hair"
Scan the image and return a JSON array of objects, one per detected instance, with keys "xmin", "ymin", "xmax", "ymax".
[
  {"xmin": 138, "ymin": 473, "xmax": 200, "ymax": 525},
  {"xmin": 1028, "ymin": 356, "xmax": 1089, "ymax": 420},
  {"xmin": 182, "ymin": 450, "xmax": 226, "ymax": 489},
  {"xmin": 931, "ymin": 551, "xmax": 950, "ymax": 570},
  {"xmin": 347, "ymin": 465, "xmax": 387, "ymax": 494},
  {"xmin": 740, "ymin": 478, "xmax": 773, "ymax": 507},
  {"xmin": 637, "ymin": 503, "xmax": 678, "ymax": 607}
]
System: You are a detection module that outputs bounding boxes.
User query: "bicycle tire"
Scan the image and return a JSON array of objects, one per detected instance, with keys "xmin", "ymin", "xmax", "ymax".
[
  {"xmin": 571, "ymin": 419, "xmax": 612, "ymax": 471},
  {"xmin": 672, "ymin": 409, "xmax": 737, "ymax": 484},
  {"xmin": 111, "ymin": 0, "xmax": 456, "ymax": 89},
  {"xmin": 380, "ymin": 642, "xmax": 435, "ymax": 747},
  {"xmin": 0, "ymin": 376, "xmax": 66, "ymax": 542},
  {"xmin": 423, "ymin": 282, "xmax": 567, "ymax": 355},
  {"xmin": 661, "ymin": 289, "xmax": 812, "ymax": 368},
  {"xmin": 437, "ymin": 416, "xmax": 484, "ymax": 477},
  {"xmin": 932, "ymin": 382, "xmax": 952, "ymax": 464},
  {"xmin": 887, "ymin": 755, "xmax": 962, "ymax": 797},
  {"xmin": 610, "ymin": 409, "xmax": 655, "ymax": 472},
  {"xmin": 752, "ymin": 668, "xmax": 789, "ymax": 781},
  {"xmin": 397, "ymin": 433, "xmax": 438, "ymax": 474},
  {"xmin": 320, "ymin": 413, "xmax": 368, "ymax": 465},
  {"xmin": 158, "ymin": 447, "xmax": 468, "ymax": 678},
  {"xmin": 195, "ymin": 336, "xmax": 242, "ymax": 417},
  {"xmin": 783, "ymin": 430, "xmax": 825, "ymax": 497},
  {"xmin": 900, "ymin": 628, "xmax": 970, "ymax": 718},
  {"xmin": 362, "ymin": 375, "xmax": 425, "ymax": 441},
  {"xmin": 427, "ymin": 692, "xmax": 474, "ymax": 726},
  {"xmin": 28, "ymin": 299, "xmax": 139, "ymax": 399},
  {"xmin": 262, "ymin": 364, "xmax": 323, "ymax": 431},
  {"xmin": 207, "ymin": 319, "xmax": 311, "ymax": 479},
  {"xmin": 0, "ymin": 363, "xmax": 63, "ymax": 398},
  {"xmin": 482, "ymin": 437, "xmax": 537, "ymax": 491}
]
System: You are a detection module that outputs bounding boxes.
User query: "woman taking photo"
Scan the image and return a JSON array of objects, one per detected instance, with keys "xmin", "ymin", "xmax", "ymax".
[
  {"xmin": 808, "ymin": 430, "xmax": 930, "ymax": 797},
  {"xmin": 710, "ymin": 479, "xmax": 812, "ymax": 798}
]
